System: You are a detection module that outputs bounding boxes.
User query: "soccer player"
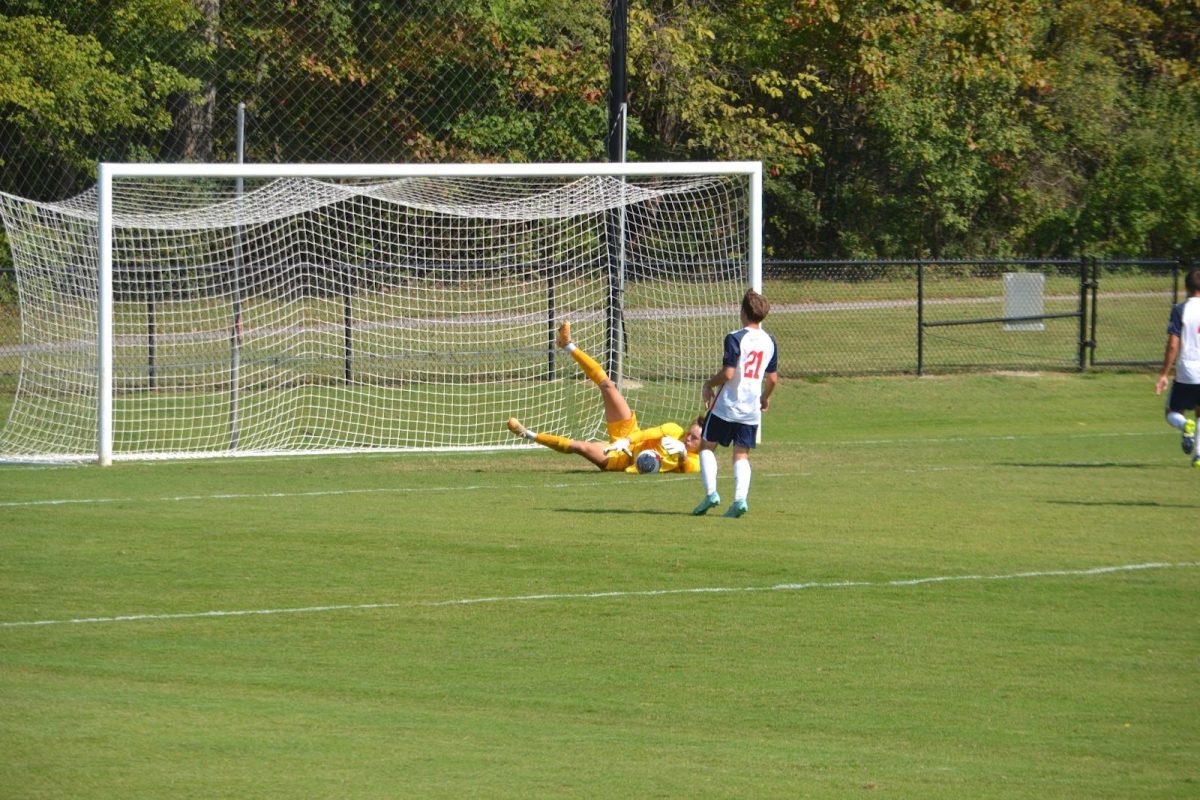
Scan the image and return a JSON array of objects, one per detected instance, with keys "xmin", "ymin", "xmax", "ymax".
[
  {"xmin": 507, "ymin": 321, "xmax": 702, "ymax": 474},
  {"xmin": 1154, "ymin": 267, "xmax": 1200, "ymax": 468},
  {"xmin": 693, "ymin": 289, "xmax": 779, "ymax": 517}
]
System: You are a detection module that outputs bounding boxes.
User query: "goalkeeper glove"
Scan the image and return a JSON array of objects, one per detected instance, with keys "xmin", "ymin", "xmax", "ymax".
[
  {"xmin": 660, "ymin": 435, "xmax": 686, "ymax": 456},
  {"xmin": 603, "ymin": 437, "xmax": 632, "ymax": 458}
]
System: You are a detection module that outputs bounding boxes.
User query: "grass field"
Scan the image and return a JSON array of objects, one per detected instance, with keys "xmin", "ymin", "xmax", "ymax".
[{"xmin": 1, "ymin": 371, "xmax": 1197, "ymax": 798}]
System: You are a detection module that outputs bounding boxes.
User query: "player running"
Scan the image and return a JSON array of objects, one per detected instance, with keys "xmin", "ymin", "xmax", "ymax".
[
  {"xmin": 507, "ymin": 321, "xmax": 702, "ymax": 474},
  {"xmin": 1155, "ymin": 268, "xmax": 1200, "ymax": 468},
  {"xmin": 693, "ymin": 289, "xmax": 780, "ymax": 518}
]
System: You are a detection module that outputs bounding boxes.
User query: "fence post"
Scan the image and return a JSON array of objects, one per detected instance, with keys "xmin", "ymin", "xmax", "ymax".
[
  {"xmin": 916, "ymin": 260, "xmax": 925, "ymax": 376},
  {"xmin": 546, "ymin": 271, "xmax": 556, "ymax": 381},
  {"xmin": 1078, "ymin": 255, "xmax": 1091, "ymax": 371},
  {"xmin": 343, "ymin": 276, "xmax": 353, "ymax": 384},
  {"xmin": 147, "ymin": 295, "xmax": 157, "ymax": 389}
]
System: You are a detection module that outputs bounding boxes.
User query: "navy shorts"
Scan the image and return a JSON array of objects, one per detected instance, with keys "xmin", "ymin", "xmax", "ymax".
[
  {"xmin": 701, "ymin": 412, "xmax": 758, "ymax": 449},
  {"xmin": 1167, "ymin": 381, "xmax": 1200, "ymax": 413}
]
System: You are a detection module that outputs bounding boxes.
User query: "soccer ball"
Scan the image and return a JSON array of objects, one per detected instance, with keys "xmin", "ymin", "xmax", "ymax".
[{"xmin": 635, "ymin": 449, "xmax": 662, "ymax": 474}]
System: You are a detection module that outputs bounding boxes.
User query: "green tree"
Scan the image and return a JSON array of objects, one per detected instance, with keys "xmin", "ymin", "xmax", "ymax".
[
  {"xmin": 442, "ymin": 0, "xmax": 610, "ymax": 161},
  {"xmin": 771, "ymin": 0, "xmax": 1200, "ymax": 258},
  {"xmin": 1, "ymin": 0, "xmax": 1196, "ymax": 260},
  {"xmin": 0, "ymin": 1, "xmax": 202, "ymax": 199},
  {"xmin": 1017, "ymin": 0, "xmax": 1200, "ymax": 256},
  {"xmin": 212, "ymin": 0, "xmax": 610, "ymax": 164},
  {"xmin": 623, "ymin": 0, "xmax": 828, "ymax": 255}
]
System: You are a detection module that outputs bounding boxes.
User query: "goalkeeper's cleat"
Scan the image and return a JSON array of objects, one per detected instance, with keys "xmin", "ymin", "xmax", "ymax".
[
  {"xmin": 1192, "ymin": 456, "xmax": 1200, "ymax": 470},
  {"xmin": 507, "ymin": 417, "xmax": 529, "ymax": 438},
  {"xmin": 723, "ymin": 499, "xmax": 748, "ymax": 518},
  {"xmin": 556, "ymin": 320, "xmax": 572, "ymax": 349},
  {"xmin": 1183, "ymin": 419, "xmax": 1196, "ymax": 456},
  {"xmin": 692, "ymin": 492, "xmax": 720, "ymax": 516}
]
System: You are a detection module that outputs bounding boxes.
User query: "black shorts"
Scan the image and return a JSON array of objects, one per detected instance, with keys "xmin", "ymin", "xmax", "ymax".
[
  {"xmin": 1167, "ymin": 381, "xmax": 1200, "ymax": 413},
  {"xmin": 701, "ymin": 412, "xmax": 758, "ymax": 449}
]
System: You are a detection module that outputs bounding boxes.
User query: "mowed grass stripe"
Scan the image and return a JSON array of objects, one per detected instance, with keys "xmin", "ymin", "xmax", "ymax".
[{"xmin": 3, "ymin": 560, "xmax": 1195, "ymax": 629}]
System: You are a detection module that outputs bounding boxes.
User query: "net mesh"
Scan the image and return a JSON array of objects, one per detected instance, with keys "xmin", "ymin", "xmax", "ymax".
[{"xmin": 0, "ymin": 167, "xmax": 752, "ymax": 461}]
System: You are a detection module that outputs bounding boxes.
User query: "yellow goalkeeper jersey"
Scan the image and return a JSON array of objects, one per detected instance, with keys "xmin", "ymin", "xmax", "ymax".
[{"xmin": 604, "ymin": 420, "xmax": 701, "ymax": 474}]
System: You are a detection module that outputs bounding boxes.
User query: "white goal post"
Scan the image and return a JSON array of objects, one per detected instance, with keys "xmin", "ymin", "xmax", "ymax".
[{"xmin": 0, "ymin": 161, "xmax": 761, "ymax": 464}]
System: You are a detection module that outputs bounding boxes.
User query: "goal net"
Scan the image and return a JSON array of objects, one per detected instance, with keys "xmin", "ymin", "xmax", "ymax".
[{"xmin": 0, "ymin": 162, "xmax": 761, "ymax": 464}]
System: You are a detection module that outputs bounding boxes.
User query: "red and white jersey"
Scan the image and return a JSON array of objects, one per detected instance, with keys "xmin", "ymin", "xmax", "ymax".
[{"xmin": 712, "ymin": 325, "xmax": 778, "ymax": 425}]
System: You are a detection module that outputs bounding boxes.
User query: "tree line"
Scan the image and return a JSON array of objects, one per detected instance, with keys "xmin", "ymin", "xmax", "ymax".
[{"xmin": 0, "ymin": 0, "xmax": 1196, "ymax": 259}]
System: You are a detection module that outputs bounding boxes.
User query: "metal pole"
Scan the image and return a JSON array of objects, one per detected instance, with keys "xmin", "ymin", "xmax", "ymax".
[
  {"xmin": 614, "ymin": 103, "xmax": 629, "ymax": 385},
  {"xmin": 229, "ymin": 102, "xmax": 245, "ymax": 449},
  {"xmin": 605, "ymin": 0, "xmax": 627, "ymax": 381},
  {"xmin": 343, "ymin": 287, "xmax": 353, "ymax": 383},
  {"xmin": 1080, "ymin": 255, "xmax": 1092, "ymax": 371},
  {"xmin": 147, "ymin": 296, "xmax": 156, "ymax": 390},
  {"xmin": 607, "ymin": 0, "xmax": 627, "ymax": 165},
  {"xmin": 749, "ymin": 164, "xmax": 762, "ymax": 292},
  {"xmin": 547, "ymin": 272, "xmax": 556, "ymax": 380},
  {"xmin": 97, "ymin": 164, "xmax": 114, "ymax": 465},
  {"xmin": 917, "ymin": 261, "xmax": 925, "ymax": 376}
]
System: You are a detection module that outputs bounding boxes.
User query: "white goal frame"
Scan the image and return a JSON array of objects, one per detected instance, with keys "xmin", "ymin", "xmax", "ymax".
[{"xmin": 19, "ymin": 161, "xmax": 763, "ymax": 465}]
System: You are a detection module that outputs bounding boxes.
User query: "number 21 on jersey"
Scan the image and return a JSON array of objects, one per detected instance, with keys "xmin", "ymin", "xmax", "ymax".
[{"xmin": 743, "ymin": 350, "xmax": 764, "ymax": 379}]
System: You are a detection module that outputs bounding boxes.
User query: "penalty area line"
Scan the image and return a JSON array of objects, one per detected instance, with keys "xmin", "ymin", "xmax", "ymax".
[{"xmin": 2, "ymin": 561, "xmax": 1197, "ymax": 629}]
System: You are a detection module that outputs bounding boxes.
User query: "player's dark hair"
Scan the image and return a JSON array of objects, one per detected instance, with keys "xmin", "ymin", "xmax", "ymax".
[
  {"xmin": 1187, "ymin": 268, "xmax": 1200, "ymax": 295},
  {"xmin": 741, "ymin": 289, "xmax": 770, "ymax": 323}
]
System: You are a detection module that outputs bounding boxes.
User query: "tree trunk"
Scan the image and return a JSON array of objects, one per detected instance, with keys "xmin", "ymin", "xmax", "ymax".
[{"xmin": 162, "ymin": 0, "xmax": 219, "ymax": 162}]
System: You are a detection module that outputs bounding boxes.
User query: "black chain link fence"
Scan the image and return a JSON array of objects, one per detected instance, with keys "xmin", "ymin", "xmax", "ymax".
[
  {"xmin": 0, "ymin": 259, "xmax": 1182, "ymax": 394},
  {"xmin": 759, "ymin": 258, "xmax": 1181, "ymax": 378}
]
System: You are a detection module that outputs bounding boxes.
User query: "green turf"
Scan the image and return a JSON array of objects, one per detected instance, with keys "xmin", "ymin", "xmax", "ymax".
[{"xmin": 1, "ymin": 371, "xmax": 1197, "ymax": 798}]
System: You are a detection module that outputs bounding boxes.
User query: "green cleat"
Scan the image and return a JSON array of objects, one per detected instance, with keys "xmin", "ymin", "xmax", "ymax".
[
  {"xmin": 692, "ymin": 492, "xmax": 720, "ymax": 516},
  {"xmin": 722, "ymin": 499, "xmax": 748, "ymax": 518},
  {"xmin": 1192, "ymin": 456, "xmax": 1200, "ymax": 470}
]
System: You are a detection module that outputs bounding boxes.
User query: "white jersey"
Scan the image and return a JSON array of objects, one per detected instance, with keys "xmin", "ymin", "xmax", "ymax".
[
  {"xmin": 1168, "ymin": 296, "xmax": 1200, "ymax": 384},
  {"xmin": 712, "ymin": 325, "xmax": 778, "ymax": 425}
]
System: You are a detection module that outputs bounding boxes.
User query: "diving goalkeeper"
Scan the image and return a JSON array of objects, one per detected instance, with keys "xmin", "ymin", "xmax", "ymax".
[{"xmin": 507, "ymin": 321, "xmax": 702, "ymax": 474}]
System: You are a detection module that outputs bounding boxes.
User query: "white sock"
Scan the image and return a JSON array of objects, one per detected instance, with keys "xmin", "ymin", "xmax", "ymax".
[
  {"xmin": 733, "ymin": 458, "xmax": 751, "ymax": 502},
  {"xmin": 700, "ymin": 449, "xmax": 718, "ymax": 496},
  {"xmin": 1167, "ymin": 411, "xmax": 1188, "ymax": 432},
  {"xmin": 564, "ymin": 342, "xmax": 577, "ymax": 353}
]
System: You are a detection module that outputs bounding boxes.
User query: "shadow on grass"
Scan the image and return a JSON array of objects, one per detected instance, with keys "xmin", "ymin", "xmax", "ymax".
[
  {"xmin": 997, "ymin": 462, "xmax": 1155, "ymax": 469},
  {"xmin": 554, "ymin": 508, "xmax": 685, "ymax": 516},
  {"xmin": 1047, "ymin": 499, "xmax": 1200, "ymax": 509}
]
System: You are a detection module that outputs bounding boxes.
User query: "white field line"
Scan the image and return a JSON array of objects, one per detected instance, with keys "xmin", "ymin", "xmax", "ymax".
[
  {"xmin": 3, "ymin": 561, "xmax": 1197, "ymax": 630},
  {"xmin": 0, "ymin": 473, "xmax": 692, "ymax": 509}
]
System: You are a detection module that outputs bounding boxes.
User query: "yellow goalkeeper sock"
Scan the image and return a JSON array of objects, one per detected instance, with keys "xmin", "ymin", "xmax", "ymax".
[
  {"xmin": 535, "ymin": 433, "xmax": 574, "ymax": 454},
  {"xmin": 568, "ymin": 345, "xmax": 609, "ymax": 385}
]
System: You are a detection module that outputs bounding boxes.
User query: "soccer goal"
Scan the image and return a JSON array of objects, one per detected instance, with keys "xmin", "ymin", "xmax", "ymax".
[{"xmin": 0, "ymin": 161, "xmax": 761, "ymax": 464}]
